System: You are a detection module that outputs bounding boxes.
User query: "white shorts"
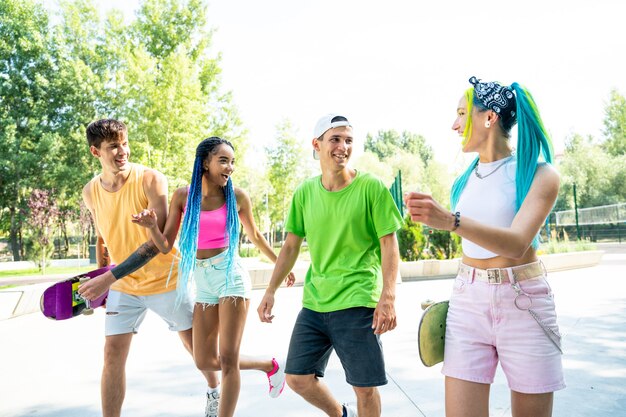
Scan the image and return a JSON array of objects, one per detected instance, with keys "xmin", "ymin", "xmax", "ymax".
[{"xmin": 104, "ymin": 289, "xmax": 193, "ymax": 336}]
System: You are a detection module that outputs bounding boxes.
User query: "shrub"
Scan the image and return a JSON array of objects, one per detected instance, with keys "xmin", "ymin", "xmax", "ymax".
[
  {"xmin": 425, "ymin": 228, "xmax": 462, "ymax": 260},
  {"xmin": 398, "ymin": 216, "xmax": 425, "ymax": 261}
]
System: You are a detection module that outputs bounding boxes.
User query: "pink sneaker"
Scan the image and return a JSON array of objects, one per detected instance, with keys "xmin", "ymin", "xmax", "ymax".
[{"xmin": 266, "ymin": 358, "xmax": 286, "ymax": 398}]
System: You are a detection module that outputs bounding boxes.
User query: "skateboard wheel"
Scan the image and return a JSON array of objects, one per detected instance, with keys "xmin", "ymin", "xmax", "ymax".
[
  {"xmin": 82, "ymin": 308, "xmax": 94, "ymax": 315},
  {"xmin": 421, "ymin": 299, "xmax": 435, "ymax": 310}
]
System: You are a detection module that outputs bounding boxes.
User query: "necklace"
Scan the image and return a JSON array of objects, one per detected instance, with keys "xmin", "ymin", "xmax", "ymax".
[{"xmin": 474, "ymin": 156, "xmax": 513, "ymax": 179}]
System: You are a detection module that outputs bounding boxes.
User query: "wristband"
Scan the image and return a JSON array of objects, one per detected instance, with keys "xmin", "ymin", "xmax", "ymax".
[{"xmin": 451, "ymin": 211, "xmax": 461, "ymax": 232}]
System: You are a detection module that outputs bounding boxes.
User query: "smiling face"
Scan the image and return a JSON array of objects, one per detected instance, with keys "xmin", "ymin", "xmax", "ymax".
[
  {"xmin": 452, "ymin": 94, "xmax": 469, "ymax": 143},
  {"xmin": 203, "ymin": 143, "xmax": 235, "ymax": 187},
  {"xmin": 90, "ymin": 133, "xmax": 131, "ymax": 174},
  {"xmin": 451, "ymin": 93, "xmax": 493, "ymax": 153},
  {"xmin": 313, "ymin": 126, "xmax": 353, "ymax": 170}
]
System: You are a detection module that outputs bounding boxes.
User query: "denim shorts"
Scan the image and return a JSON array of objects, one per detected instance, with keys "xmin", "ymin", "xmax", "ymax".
[
  {"xmin": 104, "ymin": 289, "xmax": 193, "ymax": 336},
  {"xmin": 193, "ymin": 251, "xmax": 252, "ymax": 305},
  {"xmin": 285, "ymin": 307, "xmax": 387, "ymax": 387},
  {"xmin": 441, "ymin": 264, "xmax": 565, "ymax": 394}
]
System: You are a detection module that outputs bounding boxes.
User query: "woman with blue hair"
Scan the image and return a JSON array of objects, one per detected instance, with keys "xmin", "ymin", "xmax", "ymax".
[
  {"xmin": 133, "ymin": 137, "xmax": 294, "ymax": 417},
  {"xmin": 405, "ymin": 77, "xmax": 564, "ymax": 416}
]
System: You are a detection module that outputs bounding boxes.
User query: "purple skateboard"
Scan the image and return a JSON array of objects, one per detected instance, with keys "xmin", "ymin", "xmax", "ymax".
[{"xmin": 40, "ymin": 265, "xmax": 115, "ymax": 320}]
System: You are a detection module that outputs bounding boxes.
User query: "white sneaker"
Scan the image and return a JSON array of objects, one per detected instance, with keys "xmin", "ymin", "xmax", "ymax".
[
  {"xmin": 342, "ymin": 403, "xmax": 358, "ymax": 417},
  {"xmin": 266, "ymin": 358, "xmax": 286, "ymax": 398},
  {"xmin": 205, "ymin": 391, "xmax": 219, "ymax": 417}
]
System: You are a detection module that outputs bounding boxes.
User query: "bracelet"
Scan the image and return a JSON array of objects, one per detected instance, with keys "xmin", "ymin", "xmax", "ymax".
[{"xmin": 451, "ymin": 211, "xmax": 461, "ymax": 232}]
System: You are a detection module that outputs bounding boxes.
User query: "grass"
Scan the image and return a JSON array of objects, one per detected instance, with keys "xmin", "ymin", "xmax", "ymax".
[
  {"xmin": 538, "ymin": 239, "xmax": 597, "ymax": 255},
  {"xmin": 0, "ymin": 265, "xmax": 95, "ymax": 279}
]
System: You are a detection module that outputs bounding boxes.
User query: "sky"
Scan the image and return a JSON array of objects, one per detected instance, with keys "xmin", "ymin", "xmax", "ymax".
[{"xmin": 61, "ymin": 0, "xmax": 626, "ymax": 171}]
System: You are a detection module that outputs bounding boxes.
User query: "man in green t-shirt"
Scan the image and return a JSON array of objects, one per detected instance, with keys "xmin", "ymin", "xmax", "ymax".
[{"xmin": 257, "ymin": 114, "xmax": 403, "ymax": 417}]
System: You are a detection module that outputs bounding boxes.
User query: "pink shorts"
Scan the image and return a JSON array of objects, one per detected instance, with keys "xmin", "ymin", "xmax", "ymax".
[{"xmin": 441, "ymin": 263, "xmax": 566, "ymax": 394}]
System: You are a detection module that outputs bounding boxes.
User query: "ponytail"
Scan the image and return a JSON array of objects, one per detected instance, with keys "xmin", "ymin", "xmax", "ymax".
[{"xmin": 511, "ymin": 83, "xmax": 554, "ymax": 248}]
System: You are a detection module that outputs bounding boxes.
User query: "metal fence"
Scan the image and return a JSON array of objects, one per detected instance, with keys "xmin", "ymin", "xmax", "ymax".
[{"xmin": 550, "ymin": 202, "xmax": 626, "ymax": 242}]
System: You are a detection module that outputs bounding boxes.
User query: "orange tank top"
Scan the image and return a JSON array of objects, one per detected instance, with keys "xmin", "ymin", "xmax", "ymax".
[{"xmin": 89, "ymin": 163, "xmax": 178, "ymax": 295}]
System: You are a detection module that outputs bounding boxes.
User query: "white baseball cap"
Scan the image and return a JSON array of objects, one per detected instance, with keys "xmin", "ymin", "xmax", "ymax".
[{"xmin": 313, "ymin": 114, "xmax": 351, "ymax": 139}]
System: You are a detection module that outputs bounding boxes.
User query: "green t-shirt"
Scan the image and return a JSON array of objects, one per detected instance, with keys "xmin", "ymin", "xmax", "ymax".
[{"xmin": 286, "ymin": 171, "xmax": 403, "ymax": 312}]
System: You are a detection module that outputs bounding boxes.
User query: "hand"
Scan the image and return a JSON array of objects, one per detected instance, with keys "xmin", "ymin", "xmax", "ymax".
[
  {"xmin": 284, "ymin": 272, "xmax": 296, "ymax": 287},
  {"xmin": 257, "ymin": 292, "xmax": 276, "ymax": 323},
  {"xmin": 131, "ymin": 208, "xmax": 158, "ymax": 229},
  {"xmin": 372, "ymin": 295, "xmax": 397, "ymax": 335},
  {"xmin": 403, "ymin": 192, "xmax": 454, "ymax": 231},
  {"xmin": 78, "ymin": 271, "xmax": 116, "ymax": 301}
]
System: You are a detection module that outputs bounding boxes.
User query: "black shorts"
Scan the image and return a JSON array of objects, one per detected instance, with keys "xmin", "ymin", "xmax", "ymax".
[{"xmin": 285, "ymin": 307, "xmax": 387, "ymax": 387}]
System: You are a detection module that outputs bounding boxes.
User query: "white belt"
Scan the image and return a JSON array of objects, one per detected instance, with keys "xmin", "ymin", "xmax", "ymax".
[{"xmin": 458, "ymin": 261, "xmax": 544, "ymax": 284}]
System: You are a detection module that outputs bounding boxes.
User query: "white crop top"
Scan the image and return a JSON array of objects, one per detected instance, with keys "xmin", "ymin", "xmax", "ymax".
[{"xmin": 455, "ymin": 157, "xmax": 517, "ymax": 259}]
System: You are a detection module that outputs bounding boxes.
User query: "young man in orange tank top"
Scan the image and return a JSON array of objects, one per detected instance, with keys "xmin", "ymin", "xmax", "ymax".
[{"xmin": 77, "ymin": 119, "xmax": 220, "ymax": 417}]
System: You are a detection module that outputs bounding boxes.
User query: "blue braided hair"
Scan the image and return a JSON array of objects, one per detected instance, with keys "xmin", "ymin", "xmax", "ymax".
[
  {"xmin": 451, "ymin": 78, "xmax": 554, "ymax": 248},
  {"xmin": 177, "ymin": 137, "xmax": 240, "ymax": 304}
]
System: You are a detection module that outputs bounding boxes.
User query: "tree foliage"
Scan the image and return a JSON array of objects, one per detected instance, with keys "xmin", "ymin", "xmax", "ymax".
[
  {"xmin": 426, "ymin": 229, "xmax": 461, "ymax": 260},
  {"xmin": 26, "ymin": 189, "xmax": 59, "ymax": 272},
  {"xmin": 0, "ymin": 0, "xmax": 59, "ymax": 260},
  {"xmin": 357, "ymin": 130, "xmax": 451, "ymax": 206},
  {"xmin": 365, "ymin": 130, "xmax": 433, "ymax": 164},
  {"xmin": 556, "ymin": 136, "xmax": 626, "ymax": 211},
  {"xmin": 265, "ymin": 120, "xmax": 311, "ymax": 241},
  {"xmin": 397, "ymin": 216, "xmax": 425, "ymax": 261},
  {"xmin": 603, "ymin": 89, "xmax": 626, "ymax": 156},
  {"xmin": 0, "ymin": 0, "xmax": 243, "ymax": 260}
]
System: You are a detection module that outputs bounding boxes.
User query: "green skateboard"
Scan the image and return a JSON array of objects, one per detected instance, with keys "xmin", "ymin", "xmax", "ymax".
[{"xmin": 417, "ymin": 300, "xmax": 449, "ymax": 367}]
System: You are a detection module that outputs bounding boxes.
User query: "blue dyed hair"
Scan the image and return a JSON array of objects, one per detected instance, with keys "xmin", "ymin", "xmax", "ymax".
[
  {"xmin": 176, "ymin": 137, "xmax": 240, "ymax": 303},
  {"xmin": 450, "ymin": 82, "xmax": 554, "ymax": 248}
]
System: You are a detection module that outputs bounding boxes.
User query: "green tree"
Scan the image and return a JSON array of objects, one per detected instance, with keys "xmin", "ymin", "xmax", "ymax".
[
  {"xmin": 116, "ymin": 0, "xmax": 245, "ymax": 187},
  {"xmin": 25, "ymin": 189, "xmax": 60, "ymax": 273},
  {"xmin": 556, "ymin": 134, "xmax": 623, "ymax": 210},
  {"xmin": 135, "ymin": 0, "xmax": 208, "ymax": 59},
  {"xmin": 365, "ymin": 130, "xmax": 433, "ymax": 165},
  {"xmin": 47, "ymin": 0, "xmax": 112, "ymax": 227},
  {"xmin": 237, "ymin": 164, "xmax": 272, "ymax": 243},
  {"xmin": 0, "ymin": 0, "xmax": 60, "ymax": 260},
  {"xmin": 357, "ymin": 132, "xmax": 452, "ymax": 208},
  {"xmin": 1, "ymin": 0, "xmax": 245, "ymax": 261},
  {"xmin": 603, "ymin": 89, "xmax": 626, "ymax": 156},
  {"xmin": 265, "ymin": 120, "xmax": 310, "ymax": 243}
]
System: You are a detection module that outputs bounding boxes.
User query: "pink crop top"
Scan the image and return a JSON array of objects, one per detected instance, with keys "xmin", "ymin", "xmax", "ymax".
[{"xmin": 196, "ymin": 204, "xmax": 229, "ymax": 249}]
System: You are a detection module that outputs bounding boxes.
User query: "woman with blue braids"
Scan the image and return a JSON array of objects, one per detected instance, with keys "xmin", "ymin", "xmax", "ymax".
[
  {"xmin": 132, "ymin": 137, "xmax": 295, "ymax": 417},
  {"xmin": 405, "ymin": 77, "xmax": 564, "ymax": 416}
]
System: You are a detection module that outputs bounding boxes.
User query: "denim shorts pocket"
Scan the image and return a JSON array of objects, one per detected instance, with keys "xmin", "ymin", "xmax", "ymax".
[
  {"xmin": 210, "ymin": 258, "xmax": 230, "ymax": 271},
  {"xmin": 518, "ymin": 277, "xmax": 552, "ymax": 297},
  {"xmin": 452, "ymin": 276, "xmax": 466, "ymax": 294}
]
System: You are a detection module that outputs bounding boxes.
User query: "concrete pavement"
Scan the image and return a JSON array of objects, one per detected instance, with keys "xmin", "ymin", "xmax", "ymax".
[{"xmin": 1, "ymin": 247, "xmax": 625, "ymax": 416}]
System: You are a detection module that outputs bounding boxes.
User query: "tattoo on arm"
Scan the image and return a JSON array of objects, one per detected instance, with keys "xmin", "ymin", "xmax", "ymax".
[{"xmin": 111, "ymin": 241, "xmax": 160, "ymax": 280}]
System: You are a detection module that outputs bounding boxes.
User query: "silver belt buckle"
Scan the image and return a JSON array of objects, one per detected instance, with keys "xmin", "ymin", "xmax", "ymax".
[{"xmin": 486, "ymin": 269, "xmax": 503, "ymax": 284}]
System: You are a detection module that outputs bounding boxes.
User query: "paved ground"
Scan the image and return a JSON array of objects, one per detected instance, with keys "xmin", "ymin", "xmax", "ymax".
[{"xmin": 1, "ymin": 245, "xmax": 625, "ymax": 416}]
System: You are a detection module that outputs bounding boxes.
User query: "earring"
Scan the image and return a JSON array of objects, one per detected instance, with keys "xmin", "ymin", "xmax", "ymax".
[{"xmin": 484, "ymin": 121, "xmax": 491, "ymax": 128}]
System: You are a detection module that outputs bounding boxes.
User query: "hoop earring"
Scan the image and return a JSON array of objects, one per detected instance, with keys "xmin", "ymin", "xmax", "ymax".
[{"xmin": 484, "ymin": 121, "xmax": 491, "ymax": 128}]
